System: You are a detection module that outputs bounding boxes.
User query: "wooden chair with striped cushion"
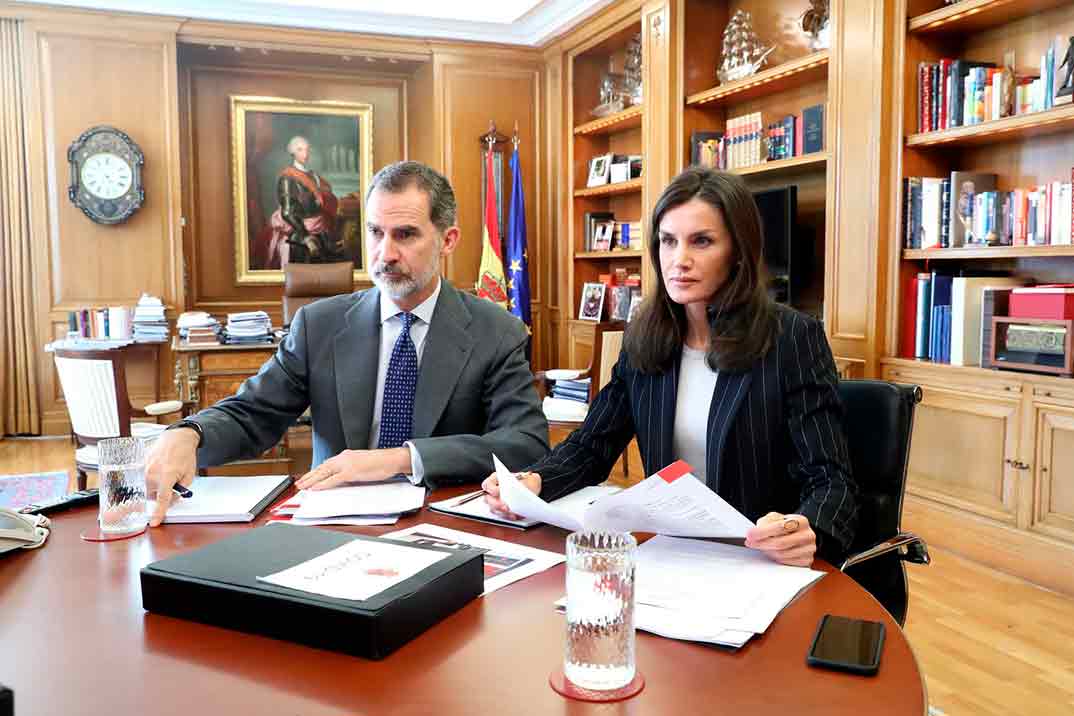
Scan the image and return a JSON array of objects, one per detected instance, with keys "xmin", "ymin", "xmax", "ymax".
[{"xmin": 53, "ymin": 349, "xmax": 183, "ymax": 489}]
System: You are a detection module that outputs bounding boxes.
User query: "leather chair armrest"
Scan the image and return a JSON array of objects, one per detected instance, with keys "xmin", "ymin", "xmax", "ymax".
[{"xmin": 840, "ymin": 531, "xmax": 931, "ymax": 572}]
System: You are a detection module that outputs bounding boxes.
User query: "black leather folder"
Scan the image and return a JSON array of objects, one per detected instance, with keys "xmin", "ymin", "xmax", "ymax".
[{"xmin": 140, "ymin": 523, "xmax": 483, "ymax": 659}]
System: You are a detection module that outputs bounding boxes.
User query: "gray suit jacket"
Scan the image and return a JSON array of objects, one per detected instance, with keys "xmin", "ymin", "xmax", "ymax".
[{"xmin": 189, "ymin": 281, "xmax": 549, "ymax": 486}]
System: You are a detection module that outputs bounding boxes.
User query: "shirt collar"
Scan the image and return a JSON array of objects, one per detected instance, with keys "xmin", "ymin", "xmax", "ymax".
[
  {"xmin": 379, "ymin": 276, "xmax": 441, "ymax": 326},
  {"xmin": 293, "ymin": 160, "xmax": 308, "ymax": 172}
]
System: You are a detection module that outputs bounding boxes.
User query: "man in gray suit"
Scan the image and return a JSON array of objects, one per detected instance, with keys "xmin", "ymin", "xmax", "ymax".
[{"xmin": 147, "ymin": 161, "xmax": 549, "ymax": 526}]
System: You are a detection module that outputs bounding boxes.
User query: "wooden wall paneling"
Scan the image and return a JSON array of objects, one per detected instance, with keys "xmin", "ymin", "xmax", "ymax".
[
  {"xmin": 824, "ymin": 0, "xmax": 893, "ymax": 374},
  {"xmin": 641, "ymin": 0, "xmax": 675, "ymax": 295},
  {"xmin": 407, "ymin": 60, "xmax": 439, "ymax": 177},
  {"xmin": 541, "ymin": 51, "xmax": 564, "ymax": 369},
  {"xmin": 1032, "ymin": 403, "xmax": 1074, "ymax": 544},
  {"xmin": 436, "ymin": 55, "xmax": 542, "ymax": 299},
  {"xmin": 181, "ymin": 63, "xmax": 407, "ymax": 322},
  {"xmin": 20, "ymin": 13, "xmax": 185, "ymax": 434}
]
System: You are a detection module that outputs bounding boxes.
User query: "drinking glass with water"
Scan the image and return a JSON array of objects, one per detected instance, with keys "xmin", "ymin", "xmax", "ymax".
[
  {"xmin": 564, "ymin": 531, "xmax": 637, "ymax": 691},
  {"xmin": 96, "ymin": 436, "xmax": 148, "ymax": 534}
]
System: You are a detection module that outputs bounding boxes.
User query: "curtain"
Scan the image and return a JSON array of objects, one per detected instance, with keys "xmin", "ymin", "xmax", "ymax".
[{"xmin": 0, "ymin": 18, "xmax": 41, "ymax": 435}]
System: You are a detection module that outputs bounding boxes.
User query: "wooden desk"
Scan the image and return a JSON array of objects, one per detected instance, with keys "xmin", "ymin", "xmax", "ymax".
[
  {"xmin": 0, "ymin": 488, "xmax": 926, "ymax": 716},
  {"xmin": 171, "ymin": 337, "xmax": 291, "ymax": 475}
]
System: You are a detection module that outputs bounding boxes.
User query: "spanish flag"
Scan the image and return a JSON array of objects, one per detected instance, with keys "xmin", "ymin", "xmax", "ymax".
[{"xmin": 475, "ymin": 149, "xmax": 508, "ymax": 309}]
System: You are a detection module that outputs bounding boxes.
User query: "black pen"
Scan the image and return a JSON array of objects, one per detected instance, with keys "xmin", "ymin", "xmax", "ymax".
[{"xmin": 172, "ymin": 483, "xmax": 194, "ymax": 499}]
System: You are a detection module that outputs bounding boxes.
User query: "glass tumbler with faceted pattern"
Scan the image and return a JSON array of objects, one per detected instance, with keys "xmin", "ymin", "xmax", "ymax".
[
  {"xmin": 96, "ymin": 437, "xmax": 148, "ymax": 534},
  {"xmin": 564, "ymin": 531, "xmax": 637, "ymax": 690}
]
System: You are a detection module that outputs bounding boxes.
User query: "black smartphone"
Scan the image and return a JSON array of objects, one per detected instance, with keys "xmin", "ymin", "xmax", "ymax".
[{"xmin": 806, "ymin": 614, "xmax": 885, "ymax": 675}]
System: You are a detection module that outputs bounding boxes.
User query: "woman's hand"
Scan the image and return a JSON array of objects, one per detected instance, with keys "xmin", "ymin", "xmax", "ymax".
[
  {"xmin": 744, "ymin": 512, "xmax": 817, "ymax": 567},
  {"xmin": 481, "ymin": 472, "xmax": 542, "ymax": 520}
]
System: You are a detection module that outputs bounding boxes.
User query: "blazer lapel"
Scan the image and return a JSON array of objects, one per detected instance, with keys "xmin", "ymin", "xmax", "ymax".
[
  {"xmin": 705, "ymin": 367, "xmax": 753, "ymax": 493},
  {"xmin": 412, "ymin": 282, "xmax": 474, "ymax": 438},
  {"xmin": 335, "ymin": 289, "xmax": 381, "ymax": 449}
]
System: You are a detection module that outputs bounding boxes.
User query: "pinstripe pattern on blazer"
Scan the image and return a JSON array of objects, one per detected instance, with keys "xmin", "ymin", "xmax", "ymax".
[{"xmin": 529, "ymin": 305, "xmax": 858, "ymax": 562}]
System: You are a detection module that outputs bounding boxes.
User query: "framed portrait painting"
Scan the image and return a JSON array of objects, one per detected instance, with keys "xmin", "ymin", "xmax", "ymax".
[{"xmin": 230, "ymin": 96, "xmax": 373, "ymax": 285}]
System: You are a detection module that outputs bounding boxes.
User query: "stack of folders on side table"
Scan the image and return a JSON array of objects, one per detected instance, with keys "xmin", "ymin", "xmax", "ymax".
[
  {"xmin": 492, "ymin": 456, "xmax": 825, "ymax": 649},
  {"xmin": 266, "ymin": 478, "xmax": 427, "ymax": 526}
]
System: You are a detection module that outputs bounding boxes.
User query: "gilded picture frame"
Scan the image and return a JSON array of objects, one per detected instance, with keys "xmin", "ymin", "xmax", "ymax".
[{"xmin": 230, "ymin": 96, "xmax": 373, "ymax": 285}]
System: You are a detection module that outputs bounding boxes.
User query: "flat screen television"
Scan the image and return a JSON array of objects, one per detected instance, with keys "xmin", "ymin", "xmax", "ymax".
[{"xmin": 752, "ymin": 185, "xmax": 811, "ymax": 306}]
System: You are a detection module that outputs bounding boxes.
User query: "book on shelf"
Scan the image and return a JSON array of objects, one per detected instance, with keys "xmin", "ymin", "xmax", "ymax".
[
  {"xmin": 802, "ymin": 103, "xmax": 824, "ymax": 154},
  {"xmin": 950, "ymin": 277, "xmax": 1025, "ymax": 366},
  {"xmin": 904, "ymin": 169, "xmax": 1073, "ymax": 248}
]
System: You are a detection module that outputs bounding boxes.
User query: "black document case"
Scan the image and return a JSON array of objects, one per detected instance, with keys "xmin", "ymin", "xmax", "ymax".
[{"xmin": 140, "ymin": 523, "xmax": 484, "ymax": 659}]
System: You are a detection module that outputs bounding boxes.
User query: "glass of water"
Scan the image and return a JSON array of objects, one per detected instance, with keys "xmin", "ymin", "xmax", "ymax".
[
  {"xmin": 96, "ymin": 436, "xmax": 148, "ymax": 535},
  {"xmin": 564, "ymin": 531, "xmax": 637, "ymax": 691}
]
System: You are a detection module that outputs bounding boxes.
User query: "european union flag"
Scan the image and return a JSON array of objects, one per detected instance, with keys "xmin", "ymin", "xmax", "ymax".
[{"xmin": 506, "ymin": 148, "xmax": 531, "ymax": 328}]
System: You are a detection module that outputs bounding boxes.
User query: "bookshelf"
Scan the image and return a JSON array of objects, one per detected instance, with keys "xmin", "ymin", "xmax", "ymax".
[
  {"xmin": 885, "ymin": 0, "xmax": 1074, "ymax": 595},
  {"xmin": 905, "ymin": 103, "xmax": 1074, "ymax": 146},
  {"xmin": 684, "ymin": 50, "xmax": 830, "ymax": 107},
  {"xmin": 563, "ymin": 11, "xmax": 647, "ymax": 365},
  {"xmin": 681, "ymin": 1, "xmax": 833, "ymax": 318}
]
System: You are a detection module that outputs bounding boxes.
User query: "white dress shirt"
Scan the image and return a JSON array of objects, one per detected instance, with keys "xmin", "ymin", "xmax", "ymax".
[
  {"xmin": 368, "ymin": 277, "xmax": 442, "ymax": 484},
  {"xmin": 672, "ymin": 345, "xmax": 719, "ymax": 483}
]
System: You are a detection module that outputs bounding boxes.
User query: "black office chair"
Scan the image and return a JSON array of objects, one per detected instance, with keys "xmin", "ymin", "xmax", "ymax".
[{"xmin": 837, "ymin": 379, "xmax": 930, "ymax": 627}]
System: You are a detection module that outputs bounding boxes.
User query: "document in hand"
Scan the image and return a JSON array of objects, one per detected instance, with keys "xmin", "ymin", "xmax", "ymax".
[
  {"xmin": 148, "ymin": 475, "xmax": 291, "ymax": 523},
  {"xmin": 494, "ymin": 456, "xmax": 755, "ymax": 538}
]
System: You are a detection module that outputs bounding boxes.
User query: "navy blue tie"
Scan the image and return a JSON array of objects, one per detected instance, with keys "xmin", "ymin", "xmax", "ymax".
[{"xmin": 378, "ymin": 312, "xmax": 418, "ymax": 449}]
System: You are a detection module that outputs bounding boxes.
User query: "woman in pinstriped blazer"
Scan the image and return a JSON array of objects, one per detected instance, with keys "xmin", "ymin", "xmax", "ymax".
[{"xmin": 484, "ymin": 168, "xmax": 858, "ymax": 567}]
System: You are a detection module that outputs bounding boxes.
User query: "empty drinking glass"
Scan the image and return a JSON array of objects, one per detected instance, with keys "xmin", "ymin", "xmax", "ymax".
[
  {"xmin": 96, "ymin": 436, "xmax": 148, "ymax": 534},
  {"xmin": 564, "ymin": 531, "xmax": 637, "ymax": 691}
]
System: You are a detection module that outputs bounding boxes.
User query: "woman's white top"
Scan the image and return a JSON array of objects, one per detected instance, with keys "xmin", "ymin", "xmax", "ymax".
[{"xmin": 671, "ymin": 346, "xmax": 719, "ymax": 482}]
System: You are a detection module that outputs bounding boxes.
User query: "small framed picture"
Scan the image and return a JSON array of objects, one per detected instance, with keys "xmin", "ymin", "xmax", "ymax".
[
  {"xmin": 578, "ymin": 282, "xmax": 606, "ymax": 322},
  {"xmin": 593, "ymin": 221, "xmax": 614, "ymax": 250},
  {"xmin": 587, "ymin": 153, "xmax": 612, "ymax": 187},
  {"xmin": 627, "ymin": 291, "xmax": 643, "ymax": 322}
]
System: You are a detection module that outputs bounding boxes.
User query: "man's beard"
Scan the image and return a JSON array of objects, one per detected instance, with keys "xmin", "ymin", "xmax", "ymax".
[{"xmin": 371, "ymin": 255, "xmax": 440, "ymax": 301}]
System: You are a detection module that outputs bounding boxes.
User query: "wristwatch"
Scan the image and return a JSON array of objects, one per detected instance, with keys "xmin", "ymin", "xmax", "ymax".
[{"xmin": 165, "ymin": 419, "xmax": 204, "ymax": 448}]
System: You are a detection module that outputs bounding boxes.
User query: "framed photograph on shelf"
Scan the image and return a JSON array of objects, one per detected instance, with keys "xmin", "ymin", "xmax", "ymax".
[
  {"xmin": 230, "ymin": 96, "xmax": 373, "ymax": 285},
  {"xmin": 586, "ymin": 153, "xmax": 612, "ymax": 187},
  {"xmin": 593, "ymin": 221, "xmax": 614, "ymax": 251},
  {"xmin": 627, "ymin": 291, "xmax": 644, "ymax": 322},
  {"xmin": 578, "ymin": 282, "xmax": 606, "ymax": 322}
]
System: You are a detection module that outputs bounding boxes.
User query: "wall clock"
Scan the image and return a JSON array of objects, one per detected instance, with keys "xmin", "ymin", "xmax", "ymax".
[{"xmin": 67, "ymin": 125, "xmax": 145, "ymax": 225}]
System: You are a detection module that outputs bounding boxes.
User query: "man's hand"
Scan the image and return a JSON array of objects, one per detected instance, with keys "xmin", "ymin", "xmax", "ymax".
[
  {"xmin": 304, "ymin": 236, "xmax": 321, "ymax": 258},
  {"xmin": 295, "ymin": 448, "xmax": 412, "ymax": 490},
  {"xmin": 146, "ymin": 427, "xmax": 199, "ymax": 527},
  {"xmin": 480, "ymin": 472, "xmax": 541, "ymax": 520},
  {"xmin": 744, "ymin": 512, "xmax": 817, "ymax": 567}
]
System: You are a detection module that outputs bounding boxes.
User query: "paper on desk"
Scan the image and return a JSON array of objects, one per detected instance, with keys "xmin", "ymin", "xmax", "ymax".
[
  {"xmin": 496, "ymin": 456, "xmax": 754, "ymax": 539},
  {"xmin": 268, "ymin": 514, "xmax": 400, "ymax": 527},
  {"xmin": 292, "ymin": 480, "xmax": 425, "ymax": 519},
  {"xmin": 384, "ymin": 523, "xmax": 564, "ymax": 595},
  {"xmin": 635, "ymin": 536, "xmax": 824, "ymax": 630},
  {"xmin": 256, "ymin": 538, "xmax": 447, "ymax": 601}
]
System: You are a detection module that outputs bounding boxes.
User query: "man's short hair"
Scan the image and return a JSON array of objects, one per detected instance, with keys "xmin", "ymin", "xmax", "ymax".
[
  {"xmin": 286, "ymin": 136, "xmax": 309, "ymax": 157},
  {"xmin": 367, "ymin": 161, "xmax": 457, "ymax": 233}
]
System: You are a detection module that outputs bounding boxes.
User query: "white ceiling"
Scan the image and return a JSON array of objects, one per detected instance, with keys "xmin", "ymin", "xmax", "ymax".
[{"xmin": 16, "ymin": 0, "xmax": 616, "ymax": 46}]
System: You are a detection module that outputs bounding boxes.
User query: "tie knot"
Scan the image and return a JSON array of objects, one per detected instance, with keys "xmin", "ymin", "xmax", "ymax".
[{"xmin": 399, "ymin": 312, "xmax": 415, "ymax": 331}]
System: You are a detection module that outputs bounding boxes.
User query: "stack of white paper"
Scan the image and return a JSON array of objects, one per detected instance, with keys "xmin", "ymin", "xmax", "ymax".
[
  {"xmin": 267, "ymin": 480, "xmax": 423, "ymax": 526},
  {"xmin": 553, "ymin": 536, "xmax": 823, "ymax": 648},
  {"xmin": 632, "ymin": 535, "xmax": 824, "ymax": 647}
]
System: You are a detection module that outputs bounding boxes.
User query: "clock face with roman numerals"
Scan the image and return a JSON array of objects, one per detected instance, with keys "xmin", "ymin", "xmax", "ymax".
[
  {"xmin": 80, "ymin": 153, "xmax": 133, "ymax": 200},
  {"xmin": 68, "ymin": 126, "xmax": 145, "ymax": 225}
]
